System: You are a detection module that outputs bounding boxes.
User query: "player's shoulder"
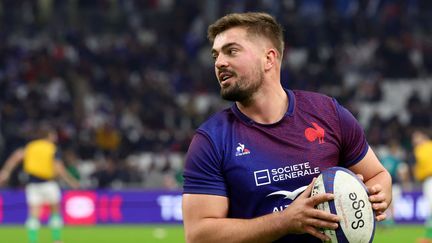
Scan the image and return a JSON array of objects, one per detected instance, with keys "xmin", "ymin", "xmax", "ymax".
[
  {"xmin": 292, "ymin": 89, "xmax": 337, "ymax": 111},
  {"xmin": 197, "ymin": 107, "xmax": 234, "ymax": 136},
  {"xmin": 26, "ymin": 139, "xmax": 56, "ymax": 150},
  {"xmin": 292, "ymin": 89, "xmax": 334, "ymax": 102}
]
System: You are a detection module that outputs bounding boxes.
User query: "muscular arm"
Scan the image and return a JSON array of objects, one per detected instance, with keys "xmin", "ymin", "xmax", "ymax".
[
  {"xmin": 183, "ymin": 194, "xmax": 288, "ymax": 243},
  {"xmin": 349, "ymin": 146, "xmax": 392, "ymax": 221},
  {"xmin": 0, "ymin": 148, "xmax": 25, "ymax": 185},
  {"xmin": 182, "ymin": 180, "xmax": 339, "ymax": 243},
  {"xmin": 54, "ymin": 160, "xmax": 80, "ymax": 189}
]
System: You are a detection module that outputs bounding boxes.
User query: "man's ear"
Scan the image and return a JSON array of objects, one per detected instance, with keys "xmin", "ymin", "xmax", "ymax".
[{"xmin": 264, "ymin": 48, "xmax": 278, "ymax": 71}]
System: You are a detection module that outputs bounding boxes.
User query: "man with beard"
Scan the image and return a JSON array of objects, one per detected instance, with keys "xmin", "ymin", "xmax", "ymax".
[{"xmin": 182, "ymin": 12, "xmax": 391, "ymax": 242}]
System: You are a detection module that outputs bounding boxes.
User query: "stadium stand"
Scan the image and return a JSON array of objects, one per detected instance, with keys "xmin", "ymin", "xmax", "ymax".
[{"xmin": 0, "ymin": 0, "xmax": 431, "ymax": 189}]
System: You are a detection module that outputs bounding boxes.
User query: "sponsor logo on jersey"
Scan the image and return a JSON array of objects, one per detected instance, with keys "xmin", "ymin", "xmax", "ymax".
[
  {"xmin": 235, "ymin": 143, "xmax": 251, "ymax": 156},
  {"xmin": 267, "ymin": 186, "xmax": 307, "ymax": 200},
  {"xmin": 266, "ymin": 186, "xmax": 309, "ymax": 212},
  {"xmin": 254, "ymin": 169, "xmax": 271, "ymax": 186},
  {"xmin": 266, "ymin": 186, "xmax": 308, "ymax": 200},
  {"xmin": 253, "ymin": 162, "xmax": 320, "ymax": 186}
]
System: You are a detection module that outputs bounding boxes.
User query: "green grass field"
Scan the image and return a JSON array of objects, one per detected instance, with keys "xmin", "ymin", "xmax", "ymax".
[{"xmin": 0, "ymin": 224, "xmax": 424, "ymax": 243}]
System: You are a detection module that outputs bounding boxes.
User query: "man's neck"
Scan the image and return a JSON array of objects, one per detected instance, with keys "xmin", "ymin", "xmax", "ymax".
[{"xmin": 236, "ymin": 85, "xmax": 288, "ymax": 124}]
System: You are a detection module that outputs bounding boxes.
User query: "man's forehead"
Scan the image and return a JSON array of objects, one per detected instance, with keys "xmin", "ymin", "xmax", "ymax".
[{"xmin": 212, "ymin": 27, "xmax": 249, "ymax": 50}]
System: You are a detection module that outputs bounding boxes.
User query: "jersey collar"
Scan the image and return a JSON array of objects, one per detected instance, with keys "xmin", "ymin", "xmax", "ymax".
[{"xmin": 231, "ymin": 88, "xmax": 295, "ymax": 126}]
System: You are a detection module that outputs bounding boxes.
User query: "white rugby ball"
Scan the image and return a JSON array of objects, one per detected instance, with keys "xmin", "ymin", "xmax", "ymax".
[{"xmin": 311, "ymin": 167, "xmax": 375, "ymax": 243}]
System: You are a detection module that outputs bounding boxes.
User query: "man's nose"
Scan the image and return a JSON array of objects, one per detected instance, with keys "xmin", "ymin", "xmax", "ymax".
[{"xmin": 215, "ymin": 55, "xmax": 229, "ymax": 69}]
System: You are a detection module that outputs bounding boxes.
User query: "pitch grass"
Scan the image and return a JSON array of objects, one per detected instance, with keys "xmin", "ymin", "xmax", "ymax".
[
  {"xmin": 0, "ymin": 225, "xmax": 185, "ymax": 243},
  {"xmin": 0, "ymin": 224, "xmax": 424, "ymax": 243}
]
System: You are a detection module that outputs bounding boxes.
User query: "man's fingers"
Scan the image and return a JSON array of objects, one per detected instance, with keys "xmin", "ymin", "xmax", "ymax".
[
  {"xmin": 306, "ymin": 208, "xmax": 340, "ymax": 223},
  {"xmin": 309, "ymin": 192, "xmax": 335, "ymax": 206},
  {"xmin": 304, "ymin": 226, "xmax": 330, "ymax": 241},
  {"xmin": 356, "ymin": 174, "xmax": 364, "ymax": 182},
  {"xmin": 368, "ymin": 184, "xmax": 383, "ymax": 195},
  {"xmin": 304, "ymin": 217, "xmax": 339, "ymax": 229},
  {"xmin": 375, "ymin": 212, "xmax": 387, "ymax": 221},
  {"xmin": 369, "ymin": 192, "xmax": 385, "ymax": 203},
  {"xmin": 299, "ymin": 177, "xmax": 317, "ymax": 199},
  {"xmin": 372, "ymin": 201, "xmax": 388, "ymax": 212}
]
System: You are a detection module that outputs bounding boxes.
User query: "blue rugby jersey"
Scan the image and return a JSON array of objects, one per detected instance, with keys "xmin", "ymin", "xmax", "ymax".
[{"xmin": 183, "ymin": 89, "xmax": 368, "ymax": 242}]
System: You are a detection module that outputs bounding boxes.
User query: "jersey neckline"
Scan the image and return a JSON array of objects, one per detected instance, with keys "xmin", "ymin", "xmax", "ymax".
[{"xmin": 230, "ymin": 89, "xmax": 295, "ymax": 126}]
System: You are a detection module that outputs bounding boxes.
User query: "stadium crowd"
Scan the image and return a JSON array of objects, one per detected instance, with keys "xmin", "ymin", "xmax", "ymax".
[{"xmin": 0, "ymin": 0, "xmax": 432, "ymax": 189}]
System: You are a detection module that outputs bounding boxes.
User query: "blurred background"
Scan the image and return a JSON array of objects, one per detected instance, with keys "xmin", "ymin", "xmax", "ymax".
[{"xmin": 0, "ymin": 0, "xmax": 431, "ymax": 242}]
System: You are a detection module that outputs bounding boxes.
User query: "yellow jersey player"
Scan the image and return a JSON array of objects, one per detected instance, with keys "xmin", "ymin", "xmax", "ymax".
[
  {"xmin": 0, "ymin": 127, "xmax": 80, "ymax": 243},
  {"xmin": 412, "ymin": 129, "xmax": 432, "ymax": 243}
]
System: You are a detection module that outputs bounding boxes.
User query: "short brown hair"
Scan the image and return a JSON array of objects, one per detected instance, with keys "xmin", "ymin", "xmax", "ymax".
[
  {"xmin": 208, "ymin": 12, "xmax": 285, "ymax": 59},
  {"xmin": 36, "ymin": 124, "xmax": 55, "ymax": 139}
]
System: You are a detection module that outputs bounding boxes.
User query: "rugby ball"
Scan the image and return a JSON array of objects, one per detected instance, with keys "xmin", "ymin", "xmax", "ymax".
[{"xmin": 311, "ymin": 167, "xmax": 375, "ymax": 243}]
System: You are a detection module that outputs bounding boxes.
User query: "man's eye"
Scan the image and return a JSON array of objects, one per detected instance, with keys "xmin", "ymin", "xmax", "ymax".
[{"xmin": 229, "ymin": 49, "xmax": 238, "ymax": 55}]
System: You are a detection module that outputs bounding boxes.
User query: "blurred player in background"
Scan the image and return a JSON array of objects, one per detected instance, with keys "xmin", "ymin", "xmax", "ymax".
[
  {"xmin": 411, "ymin": 129, "xmax": 432, "ymax": 243},
  {"xmin": 0, "ymin": 126, "xmax": 80, "ymax": 243},
  {"xmin": 182, "ymin": 12, "xmax": 392, "ymax": 242}
]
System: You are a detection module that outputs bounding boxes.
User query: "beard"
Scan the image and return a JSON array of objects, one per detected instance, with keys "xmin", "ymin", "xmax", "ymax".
[{"xmin": 220, "ymin": 70, "xmax": 264, "ymax": 103}]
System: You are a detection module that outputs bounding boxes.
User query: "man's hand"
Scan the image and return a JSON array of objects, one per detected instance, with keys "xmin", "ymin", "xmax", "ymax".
[
  {"xmin": 282, "ymin": 178, "xmax": 340, "ymax": 241},
  {"xmin": 70, "ymin": 180, "xmax": 81, "ymax": 190},
  {"xmin": 0, "ymin": 170, "xmax": 10, "ymax": 186},
  {"xmin": 368, "ymin": 184, "xmax": 388, "ymax": 221},
  {"xmin": 356, "ymin": 173, "xmax": 388, "ymax": 221}
]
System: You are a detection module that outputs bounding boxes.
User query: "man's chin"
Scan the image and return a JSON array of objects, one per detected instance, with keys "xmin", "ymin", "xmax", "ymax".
[
  {"xmin": 220, "ymin": 93, "xmax": 236, "ymax": 102},
  {"xmin": 220, "ymin": 89, "xmax": 236, "ymax": 101},
  {"xmin": 221, "ymin": 90, "xmax": 249, "ymax": 102}
]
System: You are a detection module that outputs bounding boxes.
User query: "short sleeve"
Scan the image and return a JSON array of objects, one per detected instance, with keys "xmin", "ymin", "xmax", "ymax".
[
  {"xmin": 182, "ymin": 132, "xmax": 227, "ymax": 196},
  {"xmin": 334, "ymin": 99, "xmax": 369, "ymax": 167}
]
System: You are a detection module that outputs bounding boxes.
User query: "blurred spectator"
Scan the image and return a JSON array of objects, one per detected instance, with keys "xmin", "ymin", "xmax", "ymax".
[
  {"xmin": 90, "ymin": 157, "xmax": 120, "ymax": 189},
  {"xmin": 62, "ymin": 148, "xmax": 81, "ymax": 181},
  {"xmin": 95, "ymin": 122, "xmax": 122, "ymax": 156},
  {"xmin": 143, "ymin": 152, "xmax": 179, "ymax": 190},
  {"xmin": 378, "ymin": 140, "xmax": 411, "ymax": 226},
  {"xmin": 407, "ymin": 91, "xmax": 431, "ymax": 127}
]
